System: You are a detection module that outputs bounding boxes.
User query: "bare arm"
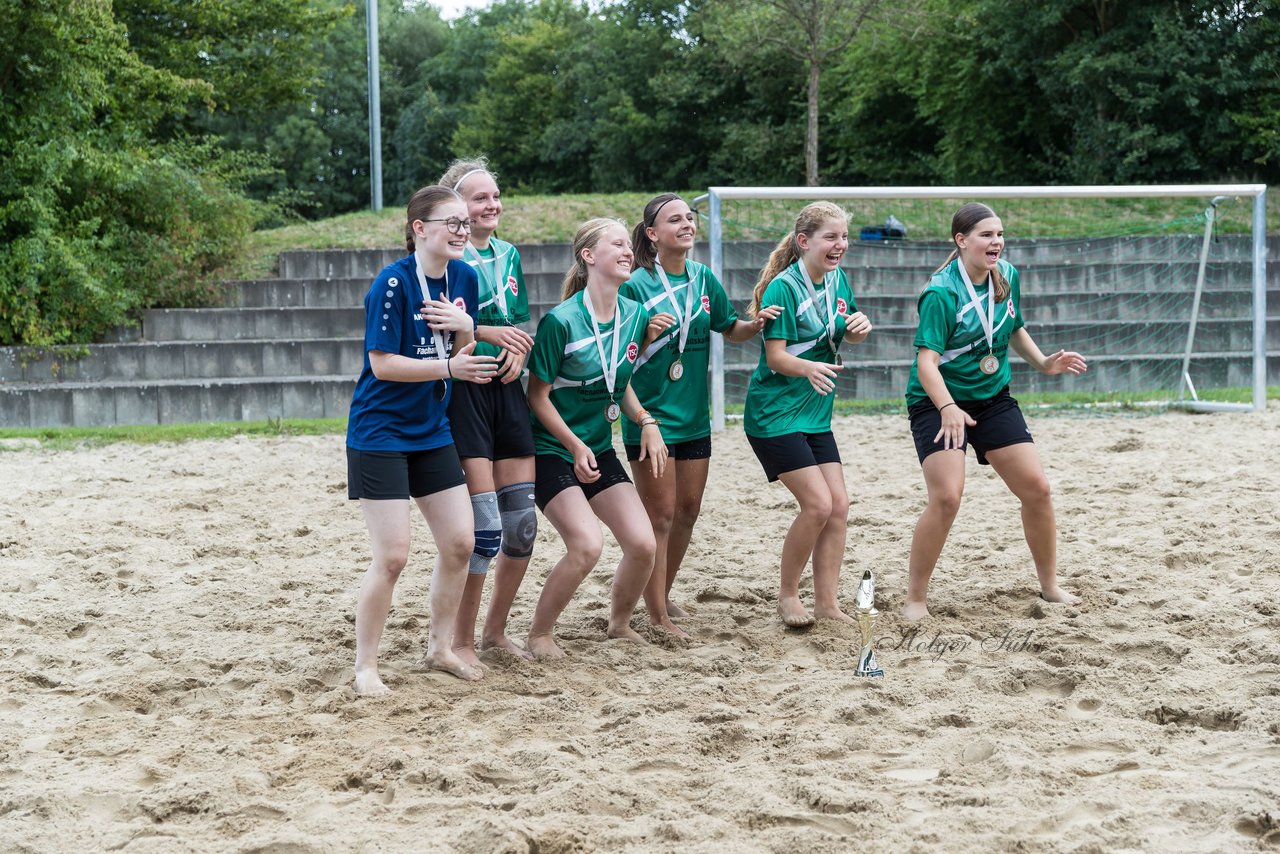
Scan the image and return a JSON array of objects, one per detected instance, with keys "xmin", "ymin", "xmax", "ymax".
[
  {"xmin": 916, "ymin": 347, "xmax": 974, "ymax": 450},
  {"xmin": 368, "ymin": 341, "xmax": 496, "ymax": 383},
  {"xmin": 723, "ymin": 304, "xmax": 783, "ymax": 343},
  {"xmin": 621, "ymin": 385, "xmax": 666, "ymax": 479},
  {"xmin": 763, "ymin": 337, "xmax": 843, "ymax": 395},
  {"xmin": 1009, "ymin": 327, "xmax": 1088, "ymax": 375},
  {"xmin": 528, "ymin": 375, "xmax": 599, "ymax": 482}
]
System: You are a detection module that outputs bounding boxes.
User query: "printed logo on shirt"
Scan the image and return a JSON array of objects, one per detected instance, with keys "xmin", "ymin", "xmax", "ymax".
[
  {"xmin": 1007, "ymin": 298, "xmax": 1015, "ymax": 319},
  {"xmin": 507, "ymin": 275, "xmax": 518, "ymax": 296},
  {"xmin": 454, "ymin": 297, "xmax": 467, "ymax": 311},
  {"xmin": 836, "ymin": 298, "xmax": 849, "ymax": 315},
  {"xmin": 626, "ymin": 342, "xmax": 639, "ymax": 363},
  {"xmin": 700, "ymin": 295, "xmax": 711, "ymax": 313}
]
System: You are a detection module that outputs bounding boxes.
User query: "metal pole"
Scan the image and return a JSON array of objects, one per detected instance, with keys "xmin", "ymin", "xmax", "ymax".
[
  {"xmin": 1178, "ymin": 201, "xmax": 1220, "ymax": 402},
  {"xmin": 708, "ymin": 190, "xmax": 725, "ymax": 433},
  {"xmin": 1252, "ymin": 189, "xmax": 1268, "ymax": 411},
  {"xmin": 366, "ymin": 0, "xmax": 383, "ymax": 212}
]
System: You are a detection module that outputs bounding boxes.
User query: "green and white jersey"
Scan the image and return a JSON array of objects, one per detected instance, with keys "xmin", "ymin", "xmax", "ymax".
[
  {"xmin": 464, "ymin": 237, "xmax": 530, "ymax": 360},
  {"xmin": 744, "ymin": 263, "xmax": 857, "ymax": 438},
  {"xmin": 620, "ymin": 261, "xmax": 738, "ymax": 446},
  {"xmin": 905, "ymin": 258, "xmax": 1025, "ymax": 405},
  {"xmin": 527, "ymin": 291, "xmax": 648, "ymax": 462}
]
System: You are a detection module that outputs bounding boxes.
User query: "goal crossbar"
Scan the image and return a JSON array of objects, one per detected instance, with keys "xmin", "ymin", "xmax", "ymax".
[{"xmin": 698, "ymin": 184, "xmax": 1268, "ymax": 428}]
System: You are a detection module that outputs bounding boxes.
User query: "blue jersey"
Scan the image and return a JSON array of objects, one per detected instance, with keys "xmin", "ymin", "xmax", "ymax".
[{"xmin": 346, "ymin": 255, "xmax": 480, "ymax": 451}]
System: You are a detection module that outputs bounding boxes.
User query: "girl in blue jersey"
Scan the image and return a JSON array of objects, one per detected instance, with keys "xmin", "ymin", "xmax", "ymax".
[
  {"xmin": 902, "ymin": 203, "xmax": 1086, "ymax": 621},
  {"xmin": 346, "ymin": 185, "xmax": 499, "ymax": 693},
  {"xmin": 524, "ymin": 218, "xmax": 668, "ymax": 659},
  {"xmin": 438, "ymin": 158, "xmax": 538, "ymax": 670},
  {"xmin": 622, "ymin": 193, "xmax": 779, "ymax": 637}
]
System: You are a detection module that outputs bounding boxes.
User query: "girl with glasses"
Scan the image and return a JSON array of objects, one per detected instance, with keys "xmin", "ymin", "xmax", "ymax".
[{"xmin": 346, "ymin": 186, "xmax": 499, "ymax": 693}]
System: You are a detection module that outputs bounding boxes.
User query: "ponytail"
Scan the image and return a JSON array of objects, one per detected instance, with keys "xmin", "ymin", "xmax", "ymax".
[
  {"xmin": 748, "ymin": 201, "xmax": 848, "ymax": 317},
  {"xmin": 630, "ymin": 193, "xmax": 683, "ymax": 272}
]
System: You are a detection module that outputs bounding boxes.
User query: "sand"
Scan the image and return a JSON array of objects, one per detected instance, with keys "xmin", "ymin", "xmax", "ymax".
[{"xmin": 1, "ymin": 410, "xmax": 1278, "ymax": 853}]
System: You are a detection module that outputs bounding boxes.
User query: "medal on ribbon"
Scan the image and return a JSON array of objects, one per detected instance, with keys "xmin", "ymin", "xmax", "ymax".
[
  {"xmin": 655, "ymin": 261, "xmax": 699, "ymax": 383},
  {"xmin": 583, "ymin": 288, "xmax": 624, "ymax": 424},
  {"xmin": 958, "ymin": 261, "xmax": 1000, "ymax": 376}
]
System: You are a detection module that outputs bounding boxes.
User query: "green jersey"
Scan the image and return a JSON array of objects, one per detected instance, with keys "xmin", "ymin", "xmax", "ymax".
[
  {"xmin": 464, "ymin": 237, "xmax": 530, "ymax": 359},
  {"xmin": 527, "ymin": 291, "xmax": 648, "ymax": 462},
  {"xmin": 619, "ymin": 261, "xmax": 738, "ymax": 445},
  {"xmin": 744, "ymin": 262, "xmax": 857, "ymax": 438},
  {"xmin": 905, "ymin": 258, "xmax": 1025, "ymax": 405}
]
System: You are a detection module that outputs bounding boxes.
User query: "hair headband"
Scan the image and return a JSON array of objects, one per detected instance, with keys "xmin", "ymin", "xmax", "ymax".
[
  {"xmin": 646, "ymin": 195, "xmax": 683, "ymax": 227},
  {"xmin": 451, "ymin": 168, "xmax": 490, "ymax": 192}
]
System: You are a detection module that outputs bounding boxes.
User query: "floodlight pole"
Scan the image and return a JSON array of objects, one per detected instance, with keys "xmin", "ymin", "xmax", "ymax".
[{"xmin": 366, "ymin": 0, "xmax": 383, "ymax": 212}]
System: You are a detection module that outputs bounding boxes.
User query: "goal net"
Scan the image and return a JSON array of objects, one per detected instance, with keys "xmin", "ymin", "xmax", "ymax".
[{"xmin": 694, "ymin": 185, "xmax": 1269, "ymax": 429}]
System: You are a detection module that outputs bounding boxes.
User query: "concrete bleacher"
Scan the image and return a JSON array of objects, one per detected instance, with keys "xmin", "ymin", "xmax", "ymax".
[{"xmin": 0, "ymin": 236, "xmax": 1274, "ymax": 428}]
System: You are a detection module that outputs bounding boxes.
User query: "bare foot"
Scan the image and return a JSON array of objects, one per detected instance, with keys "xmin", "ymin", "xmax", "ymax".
[
  {"xmin": 481, "ymin": 633, "xmax": 534, "ymax": 661},
  {"xmin": 814, "ymin": 606, "xmax": 857, "ymax": 625},
  {"xmin": 527, "ymin": 632, "xmax": 566, "ymax": 660},
  {"xmin": 649, "ymin": 616, "xmax": 690, "ymax": 639},
  {"xmin": 778, "ymin": 596, "xmax": 815, "ymax": 628},
  {"xmin": 451, "ymin": 644, "xmax": 488, "ymax": 672},
  {"xmin": 1039, "ymin": 586, "xmax": 1082, "ymax": 606},
  {"xmin": 901, "ymin": 600, "xmax": 930, "ymax": 622},
  {"xmin": 607, "ymin": 623, "xmax": 648, "ymax": 643},
  {"xmin": 666, "ymin": 600, "xmax": 688, "ymax": 619},
  {"xmin": 424, "ymin": 648, "xmax": 483, "ymax": 681},
  {"xmin": 353, "ymin": 667, "xmax": 391, "ymax": 696}
]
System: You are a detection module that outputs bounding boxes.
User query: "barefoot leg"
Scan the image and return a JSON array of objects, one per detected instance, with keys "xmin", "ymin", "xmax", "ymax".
[
  {"xmin": 664, "ymin": 457, "xmax": 710, "ymax": 624},
  {"xmin": 481, "ymin": 458, "xmax": 537, "ymax": 659},
  {"xmin": 416, "ymin": 486, "xmax": 482, "ymax": 681},
  {"xmin": 527, "ymin": 488, "xmax": 602, "ymax": 658},
  {"xmin": 591, "ymin": 483, "xmax": 656, "ymax": 642},
  {"xmin": 354, "ymin": 499, "xmax": 412, "ymax": 695},
  {"xmin": 629, "ymin": 454, "xmax": 686, "ymax": 637},
  {"xmin": 774, "ymin": 466, "xmax": 836, "ymax": 627},
  {"xmin": 810, "ymin": 462, "xmax": 854, "ymax": 624},
  {"xmin": 903, "ymin": 451, "xmax": 965, "ymax": 621}
]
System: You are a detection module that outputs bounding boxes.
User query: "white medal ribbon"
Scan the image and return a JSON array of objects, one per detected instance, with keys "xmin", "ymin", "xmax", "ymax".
[
  {"xmin": 414, "ymin": 252, "xmax": 450, "ymax": 361},
  {"xmin": 957, "ymin": 260, "xmax": 996, "ymax": 360},
  {"xmin": 582, "ymin": 288, "xmax": 621, "ymax": 400},
  {"xmin": 654, "ymin": 259, "xmax": 698, "ymax": 360},
  {"xmin": 794, "ymin": 262, "xmax": 839, "ymax": 356},
  {"xmin": 463, "ymin": 242, "xmax": 512, "ymax": 319}
]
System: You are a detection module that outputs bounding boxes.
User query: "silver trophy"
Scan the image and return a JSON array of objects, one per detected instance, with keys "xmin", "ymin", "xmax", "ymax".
[{"xmin": 854, "ymin": 570, "xmax": 884, "ymax": 678}]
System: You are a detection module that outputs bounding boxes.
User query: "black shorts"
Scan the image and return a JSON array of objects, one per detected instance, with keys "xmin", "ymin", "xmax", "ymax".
[
  {"xmin": 746, "ymin": 430, "xmax": 842, "ymax": 482},
  {"xmin": 346, "ymin": 445, "xmax": 467, "ymax": 500},
  {"xmin": 908, "ymin": 385, "xmax": 1034, "ymax": 465},
  {"xmin": 534, "ymin": 449, "xmax": 631, "ymax": 511},
  {"xmin": 624, "ymin": 435, "xmax": 711, "ymax": 462},
  {"xmin": 447, "ymin": 379, "xmax": 535, "ymax": 461}
]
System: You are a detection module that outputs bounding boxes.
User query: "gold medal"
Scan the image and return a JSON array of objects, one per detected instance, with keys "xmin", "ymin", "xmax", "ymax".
[
  {"xmin": 980, "ymin": 352, "xmax": 999, "ymax": 375},
  {"xmin": 668, "ymin": 359, "xmax": 684, "ymax": 382},
  {"xmin": 606, "ymin": 401, "xmax": 620, "ymax": 423},
  {"xmin": 834, "ymin": 353, "xmax": 843, "ymax": 368}
]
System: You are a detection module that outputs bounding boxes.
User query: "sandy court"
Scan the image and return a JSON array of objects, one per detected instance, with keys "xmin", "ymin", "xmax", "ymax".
[{"xmin": 1, "ymin": 409, "xmax": 1278, "ymax": 852}]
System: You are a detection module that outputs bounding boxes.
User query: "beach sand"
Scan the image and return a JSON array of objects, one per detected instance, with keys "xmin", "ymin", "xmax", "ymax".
[{"xmin": 1, "ymin": 410, "xmax": 1278, "ymax": 852}]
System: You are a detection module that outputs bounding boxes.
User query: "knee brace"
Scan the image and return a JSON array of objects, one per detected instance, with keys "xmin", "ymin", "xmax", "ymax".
[
  {"xmin": 468, "ymin": 491, "xmax": 501, "ymax": 575},
  {"xmin": 497, "ymin": 481, "xmax": 537, "ymax": 559}
]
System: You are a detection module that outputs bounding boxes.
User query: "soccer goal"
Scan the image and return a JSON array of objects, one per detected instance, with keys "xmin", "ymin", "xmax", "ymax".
[{"xmin": 694, "ymin": 184, "xmax": 1269, "ymax": 431}]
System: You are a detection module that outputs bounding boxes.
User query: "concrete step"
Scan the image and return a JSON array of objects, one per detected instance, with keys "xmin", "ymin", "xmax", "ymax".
[
  {"xmin": 1, "ymin": 338, "xmax": 362, "ymax": 384},
  {"xmin": 0, "ymin": 375, "xmax": 354, "ymax": 429},
  {"xmin": 139, "ymin": 307, "xmax": 362, "ymax": 342},
  {"xmin": 225, "ymin": 277, "xmax": 369, "ymax": 308}
]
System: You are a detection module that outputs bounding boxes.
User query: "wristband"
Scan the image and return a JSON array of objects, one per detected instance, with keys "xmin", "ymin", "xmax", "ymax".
[
  {"xmin": 446, "ymin": 357, "xmax": 453, "ymax": 379},
  {"xmin": 939, "ymin": 402, "xmax": 956, "ymax": 412}
]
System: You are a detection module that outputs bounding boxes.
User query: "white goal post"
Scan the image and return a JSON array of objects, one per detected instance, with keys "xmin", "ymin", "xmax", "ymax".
[{"xmin": 698, "ymin": 184, "xmax": 1268, "ymax": 430}]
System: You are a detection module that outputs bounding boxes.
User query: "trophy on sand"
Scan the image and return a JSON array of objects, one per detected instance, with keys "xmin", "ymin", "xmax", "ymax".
[{"xmin": 854, "ymin": 570, "xmax": 884, "ymax": 678}]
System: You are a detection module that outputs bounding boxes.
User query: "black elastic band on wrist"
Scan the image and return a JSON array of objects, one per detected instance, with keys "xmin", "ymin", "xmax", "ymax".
[
  {"xmin": 446, "ymin": 358, "xmax": 453, "ymax": 379},
  {"xmin": 939, "ymin": 402, "xmax": 956, "ymax": 412}
]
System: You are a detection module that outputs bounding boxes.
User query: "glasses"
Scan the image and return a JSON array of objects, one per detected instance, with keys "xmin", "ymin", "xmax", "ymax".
[{"xmin": 421, "ymin": 216, "xmax": 474, "ymax": 235}]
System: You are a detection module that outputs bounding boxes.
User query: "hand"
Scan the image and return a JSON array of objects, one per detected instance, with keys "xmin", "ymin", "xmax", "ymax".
[
  {"xmin": 748, "ymin": 304, "xmax": 783, "ymax": 334},
  {"xmin": 421, "ymin": 296, "xmax": 472, "ymax": 333},
  {"xmin": 1042, "ymin": 349, "xmax": 1088, "ymax": 376},
  {"xmin": 803, "ymin": 359, "xmax": 842, "ymax": 395},
  {"xmin": 636, "ymin": 424, "xmax": 668, "ymax": 479},
  {"xmin": 643, "ymin": 312, "xmax": 677, "ymax": 348},
  {"xmin": 572, "ymin": 444, "xmax": 600, "ymax": 483},
  {"xmin": 447, "ymin": 341, "xmax": 499, "ymax": 383},
  {"xmin": 842, "ymin": 310, "xmax": 872, "ymax": 344},
  {"xmin": 495, "ymin": 347, "xmax": 525, "ymax": 384},
  {"xmin": 479, "ymin": 324, "xmax": 534, "ymax": 355},
  {"xmin": 933, "ymin": 403, "xmax": 977, "ymax": 450}
]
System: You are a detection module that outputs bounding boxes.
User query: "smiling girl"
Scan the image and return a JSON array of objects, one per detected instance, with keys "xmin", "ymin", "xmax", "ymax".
[
  {"xmin": 346, "ymin": 186, "xmax": 498, "ymax": 693},
  {"xmin": 620, "ymin": 193, "xmax": 778, "ymax": 637},
  {"xmin": 902, "ymin": 203, "xmax": 1086, "ymax": 621},
  {"xmin": 744, "ymin": 202, "xmax": 873, "ymax": 627},
  {"xmin": 524, "ymin": 218, "xmax": 668, "ymax": 658}
]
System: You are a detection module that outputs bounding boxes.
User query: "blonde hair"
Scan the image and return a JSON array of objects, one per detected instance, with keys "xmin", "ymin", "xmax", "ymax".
[
  {"xmin": 936, "ymin": 202, "xmax": 1009, "ymax": 303},
  {"xmin": 563, "ymin": 218, "xmax": 627, "ymax": 301},
  {"xmin": 748, "ymin": 202, "xmax": 848, "ymax": 316},
  {"xmin": 438, "ymin": 156, "xmax": 495, "ymax": 195}
]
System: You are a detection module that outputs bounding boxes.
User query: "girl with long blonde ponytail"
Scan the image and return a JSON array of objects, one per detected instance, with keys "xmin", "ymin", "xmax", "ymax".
[{"xmin": 742, "ymin": 202, "xmax": 874, "ymax": 628}]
